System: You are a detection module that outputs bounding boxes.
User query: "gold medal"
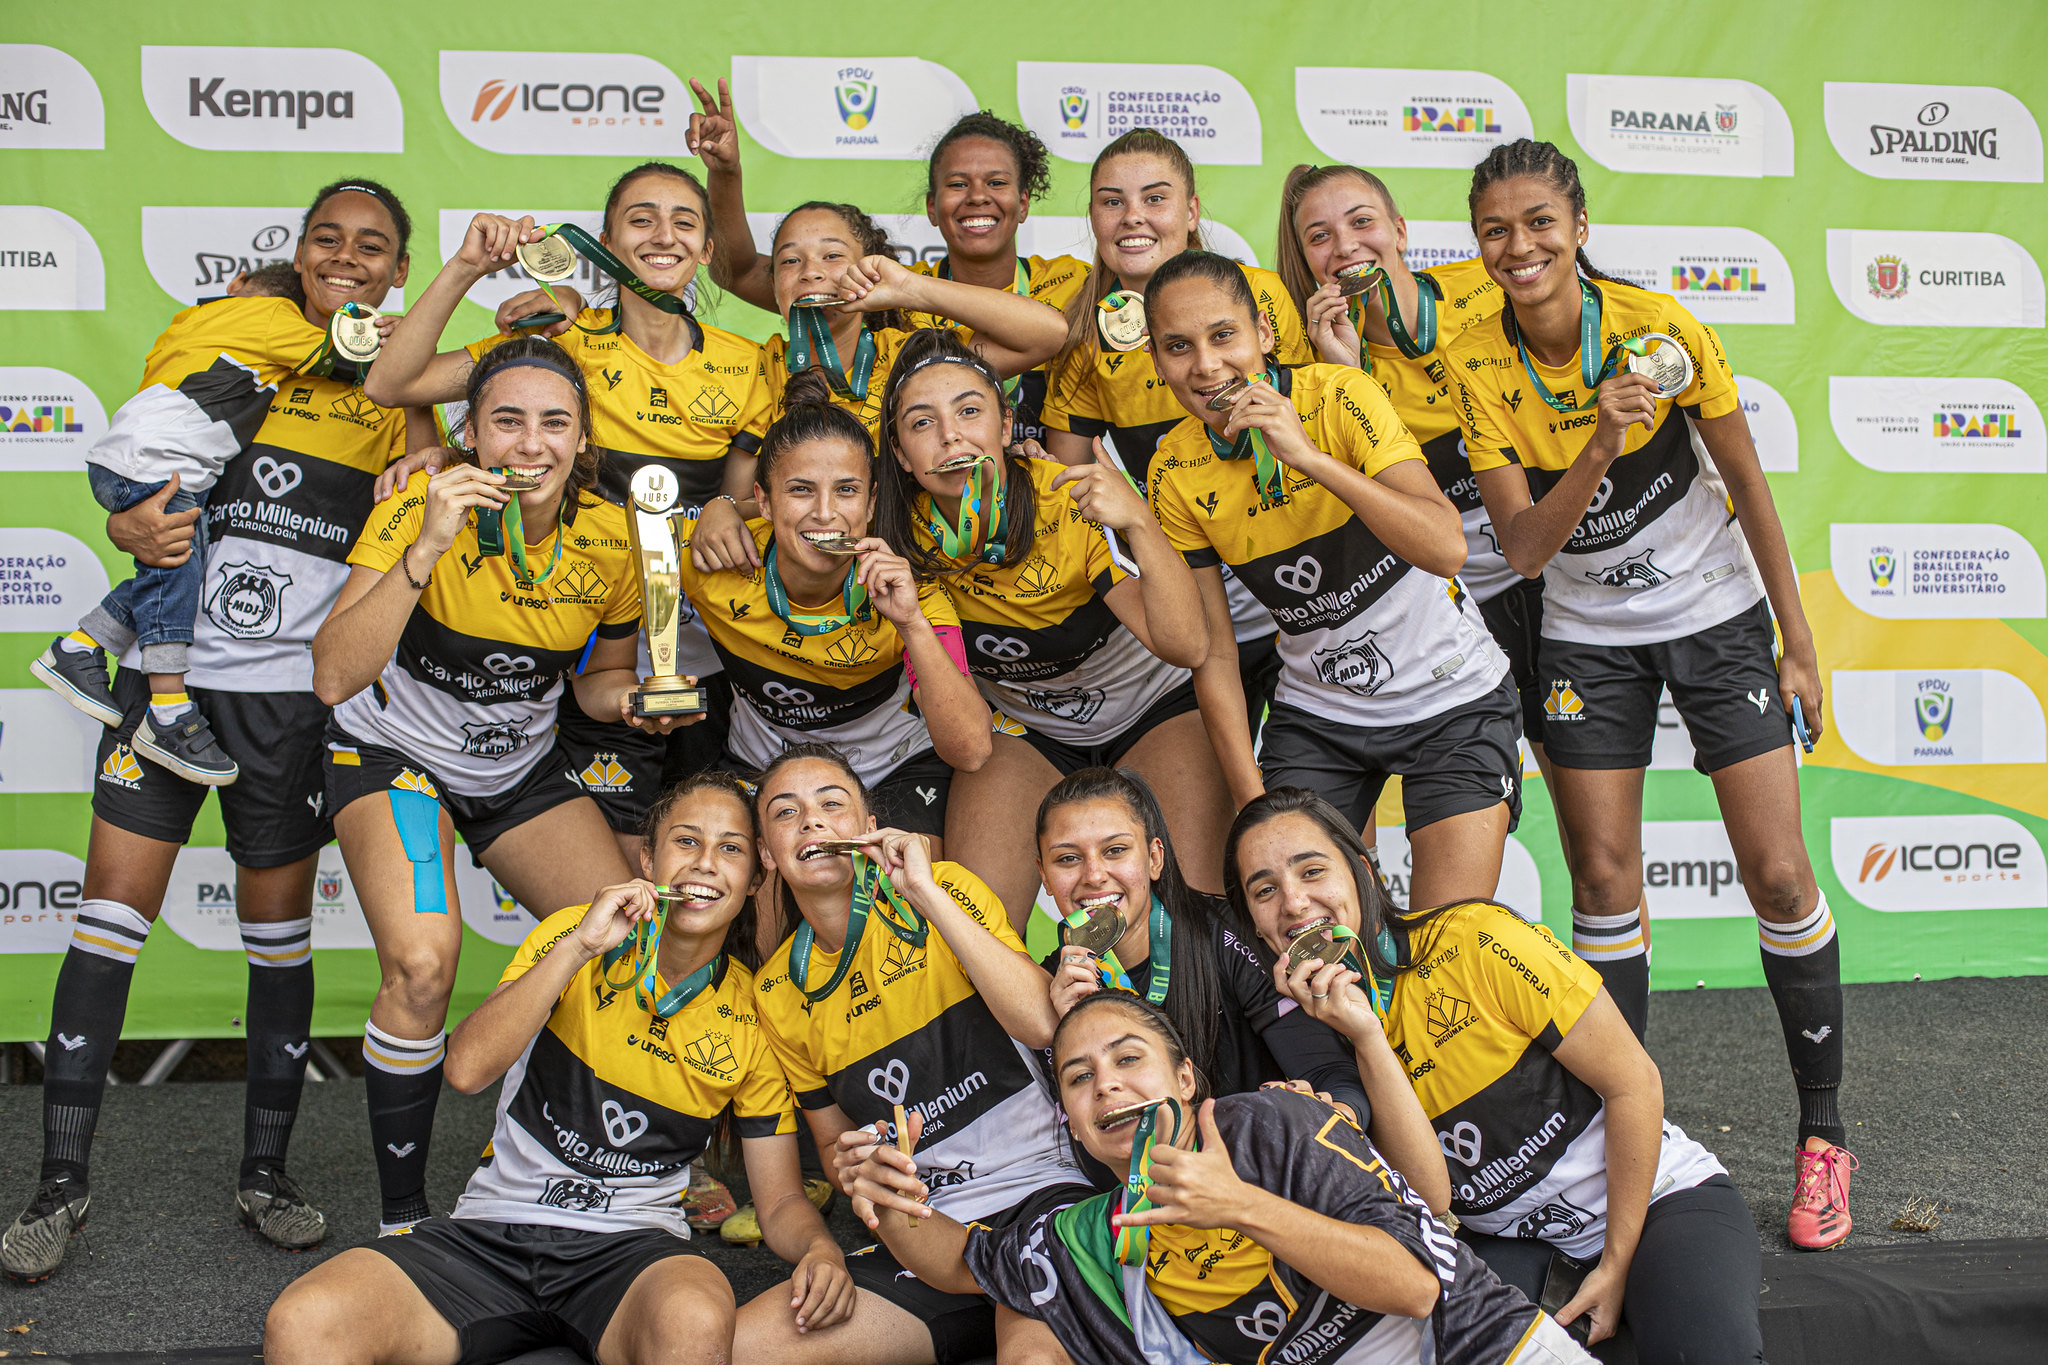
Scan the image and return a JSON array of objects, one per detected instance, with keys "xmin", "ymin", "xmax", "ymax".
[
  {"xmin": 1096, "ymin": 290, "xmax": 1148, "ymax": 352},
  {"xmin": 1336, "ymin": 263, "xmax": 1384, "ymax": 298},
  {"xmin": 1060, "ymin": 896, "xmax": 1127, "ymax": 957},
  {"xmin": 1285, "ymin": 923, "xmax": 1355, "ymax": 973},
  {"xmin": 930, "ymin": 453, "xmax": 987, "ymax": 476},
  {"xmin": 492, "ymin": 468, "xmax": 543, "ymax": 492},
  {"xmin": 1206, "ymin": 377, "xmax": 1253, "ymax": 412},
  {"xmin": 794, "ymin": 291, "xmax": 840, "ymax": 307},
  {"xmin": 328, "ymin": 304, "xmax": 381, "ymax": 364},
  {"xmin": 1097, "ymin": 1097, "xmax": 1164, "ymax": 1129},
  {"xmin": 799, "ymin": 531, "xmax": 864, "ymax": 556},
  {"xmin": 1624, "ymin": 333, "xmax": 1694, "ymax": 399},
  {"xmin": 517, "ymin": 231, "xmax": 580, "ymax": 285},
  {"xmin": 797, "ymin": 837, "xmax": 868, "ymax": 862}
]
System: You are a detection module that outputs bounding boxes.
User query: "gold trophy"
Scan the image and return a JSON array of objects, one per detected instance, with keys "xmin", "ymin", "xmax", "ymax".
[{"xmin": 625, "ymin": 465, "xmax": 707, "ymax": 718}]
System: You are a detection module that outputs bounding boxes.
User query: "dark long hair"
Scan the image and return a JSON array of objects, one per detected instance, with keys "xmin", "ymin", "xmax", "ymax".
[
  {"xmin": 1467, "ymin": 138, "xmax": 1641, "ymax": 350},
  {"xmin": 640, "ymin": 769, "xmax": 763, "ymax": 973},
  {"xmin": 751, "ymin": 742, "xmax": 875, "ymax": 935},
  {"xmin": 1222, "ymin": 787, "xmax": 1402, "ymax": 983},
  {"xmin": 1050, "ymin": 990, "xmax": 1211, "ymax": 1106},
  {"xmin": 1053, "ymin": 128, "xmax": 1206, "ymax": 377},
  {"xmin": 459, "ymin": 336, "xmax": 601, "ymax": 501},
  {"xmin": 1037, "ymin": 767, "xmax": 1226, "ymax": 1090},
  {"xmin": 758, "ymin": 369, "xmax": 876, "ymax": 485},
  {"xmin": 870, "ymin": 326, "xmax": 1039, "ymax": 576}
]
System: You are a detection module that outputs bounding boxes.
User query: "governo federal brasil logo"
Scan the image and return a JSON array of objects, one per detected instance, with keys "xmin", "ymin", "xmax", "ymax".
[{"xmin": 836, "ymin": 69, "xmax": 878, "ymax": 130}]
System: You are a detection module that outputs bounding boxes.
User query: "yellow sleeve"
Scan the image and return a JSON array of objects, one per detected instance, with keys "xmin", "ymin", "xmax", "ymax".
[
  {"xmin": 1248, "ymin": 268, "xmax": 1314, "ymax": 366},
  {"xmin": 1082, "ymin": 513, "xmax": 1130, "ymax": 598},
  {"xmin": 1466, "ymin": 907, "xmax": 1603, "ymax": 1048},
  {"xmin": 916, "ymin": 575, "xmax": 962, "ymax": 631},
  {"xmin": 1451, "ymin": 352, "xmax": 1520, "ymax": 475},
  {"xmin": 348, "ymin": 470, "xmax": 431, "ymax": 572},
  {"xmin": 1323, "ymin": 368, "xmax": 1425, "ymax": 477},
  {"xmin": 1147, "ymin": 441, "xmax": 1222, "ymax": 569},
  {"xmin": 727, "ymin": 975, "xmax": 799, "ymax": 1137},
  {"xmin": 933, "ymin": 862, "xmax": 1025, "ymax": 951},
  {"xmin": 597, "ymin": 518, "xmax": 643, "ymax": 629},
  {"xmin": 1657, "ymin": 300, "xmax": 1739, "ymax": 420},
  {"xmin": 1041, "ymin": 347, "xmax": 1103, "ymax": 434},
  {"xmin": 734, "ymin": 353, "xmax": 775, "ymax": 445},
  {"xmin": 1030, "ymin": 255, "xmax": 1090, "ymax": 313},
  {"xmin": 499, "ymin": 906, "xmax": 590, "ymax": 986},
  {"xmin": 755, "ymin": 966, "xmax": 831, "ymax": 1104}
]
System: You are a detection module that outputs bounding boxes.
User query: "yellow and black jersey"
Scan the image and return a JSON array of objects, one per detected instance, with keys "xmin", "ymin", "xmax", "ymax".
[
  {"xmin": 675, "ymin": 516, "xmax": 964, "ymax": 784},
  {"xmin": 97, "ymin": 296, "xmax": 409, "ymax": 692},
  {"xmin": 1150, "ymin": 363, "xmax": 1506, "ymax": 729},
  {"xmin": 1042, "ymin": 263, "xmax": 1311, "ymax": 488},
  {"xmin": 755, "ymin": 861, "xmax": 1081, "ymax": 1222},
  {"xmin": 452, "ymin": 906, "xmax": 794, "ymax": 1236},
  {"xmin": 965, "ymin": 1089, "xmax": 1547, "ymax": 1365},
  {"xmin": 918, "ymin": 457, "xmax": 1185, "ymax": 744},
  {"xmin": 760, "ymin": 324, "xmax": 911, "ymax": 444},
  {"xmin": 1360, "ymin": 257, "xmax": 1516, "ymax": 603},
  {"xmin": 908, "ymin": 253, "xmax": 1089, "ymax": 446},
  {"xmin": 333, "ymin": 472, "xmax": 641, "ymax": 795},
  {"xmin": 1449, "ymin": 283, "xmax": 1757, "ymax": 647},
  {"xmin": 1386, "ymin": 902, "xmax": 1722, "ymax": 1261}
]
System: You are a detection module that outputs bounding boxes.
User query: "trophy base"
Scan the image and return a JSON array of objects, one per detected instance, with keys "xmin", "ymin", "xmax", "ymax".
[{"xmin": 632, "ymin": 677, "xmax": 707, "ymax": 717}]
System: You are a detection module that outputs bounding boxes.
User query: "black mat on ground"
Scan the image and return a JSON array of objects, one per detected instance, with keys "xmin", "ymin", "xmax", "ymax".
[{"xmin": 1, "ymin": 977, "xmax": 2042, "ymax": 1360}]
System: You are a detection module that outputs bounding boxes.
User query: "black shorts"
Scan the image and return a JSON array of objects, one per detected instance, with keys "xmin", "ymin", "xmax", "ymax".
[
  {"xmin": 557, "ymin": 676, "xmax": 736, "ymax": 834},
  {"xmin": 1017, "ymin": 678, "xmax": 1200, "ymax": 776},
  {"xmin": 1259, "ymin": 679, "xmax": 1524, "ymax": 834},
  {"xmin": 718, "ymin": 745, "xmax": 954, "ymax": 838},
  {"xmin": 1237, "ymin": 630, "xmax": 1283, "ymax": 744},
  {"xmin": 1539, "ymin": 599, "xmax": 1791, "ymax": 774},
  {"xmin": 1478, "ymin": 578, "xmax": 1547, "ymax": 737},
  {"xmin": 324, "ymin": 724, "xmax": 591, "ymax": 859},
  {"xmin": 92, "ymin": 668, "xmax": 332, "ymax": 868},
  {"xmin": 370, "ymin": 1217, "xmax": 700, "ymax": 1365},
  {"xmin": 845, "ymin": 1182, "xmax": 1095, "ymax": 1365}
]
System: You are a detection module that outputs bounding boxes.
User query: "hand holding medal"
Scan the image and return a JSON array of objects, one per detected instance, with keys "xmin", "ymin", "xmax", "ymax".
[
  {"xmin": 1276, "ymin": 920, "xmax": 1395, "ymax": 1035},
  {"xmin": 847, "ymin": 1105, "xmax": 932, "ymax": 1231},
  {"xmin": 1112, "ymin": 1100, "xmax": 1246, "ymax": 1242}
]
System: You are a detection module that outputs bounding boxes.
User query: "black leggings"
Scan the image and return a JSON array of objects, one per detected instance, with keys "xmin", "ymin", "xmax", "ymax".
[{"xmin": 1460, "ymin": 1175, "xmax": 1764, "ymax": 1365}]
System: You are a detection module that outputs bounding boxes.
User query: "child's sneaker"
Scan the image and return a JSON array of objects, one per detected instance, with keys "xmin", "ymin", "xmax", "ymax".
[
  {"xmin": 31, "ymin": 637, "xmax": 122, "ymax": 727},
  {"xmin": 133, "ymin": 711, "xmax": 239, "ymax": 785}
]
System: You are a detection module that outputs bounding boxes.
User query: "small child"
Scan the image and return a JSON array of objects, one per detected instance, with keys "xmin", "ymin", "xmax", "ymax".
[{"xmin": 31, "ymin": 266, "xmax": 305, "ymax": 784}]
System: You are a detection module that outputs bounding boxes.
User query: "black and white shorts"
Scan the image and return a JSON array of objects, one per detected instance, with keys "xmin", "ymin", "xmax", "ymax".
[
  {"xmin": 1011, "ymin": 678, "xmax": 1201, "ymax": 776},
  {"xmin": 324, "ymin": 724, "xmax": 590, "ymax": 859},
  {"xmin": 557, "ymin": 676, "xmax": 736, "ymax": 835},
  {"xmin": 370, "ymin": 1217, "xmax": 701, "ymax": 1364},
  {"xmin": 1538, "ymin": 599, "xmax": 1792, "ymax": 773},
  {"xmin": 93, "ymin": 669, "xmax": 331, "ymax": 868},
  {"xmin": 1477, "ymin": 578, "xmax": 1547, "ymax": 738}
]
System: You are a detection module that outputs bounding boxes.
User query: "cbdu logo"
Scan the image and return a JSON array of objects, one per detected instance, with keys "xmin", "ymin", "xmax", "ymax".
[
  {"xmin": 835, "ymin": 70, "xmax": 878, "ymax": 130},
  {"xmin": 1915, "ymin": 680, "xmax": 1955, "ymax": 741},
  {"xmin": 1869, "ymin": 547, "xmax": 1898, "ymax": 589},
  {"xmin": 1058, "ymin": 89, "xmax": 1088, "ymax": 131}
]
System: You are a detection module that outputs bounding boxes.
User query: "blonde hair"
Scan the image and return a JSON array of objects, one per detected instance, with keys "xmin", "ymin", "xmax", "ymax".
[
  {"xmin": 1273, "ymin": 162, "xmax": 1402, "ymax": 330},
  {"xmin": 1053, "ymin": 128, "xmax": 1207, "ymax": 376}
]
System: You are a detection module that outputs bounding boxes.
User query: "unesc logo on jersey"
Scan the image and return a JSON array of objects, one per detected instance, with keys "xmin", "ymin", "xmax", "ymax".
[
  {"xmin": 1566, "ymin": 73, "xmax": 1793, "ymax": 178},
  {"xmin": 0, "ymin": 44, "xmax": 104, "ymax": 149},
  {"xmin": 1832, "ymin": 814, "xmax": 2046, "ymax": 912},
  {"xmin": 1826, "ymin": 229, "xmax": 2044, "ymax": 328},
  {"xmin": 0, "ymin": 206, "xmax": 104, "ymax": 311},
  {"xmin": 440, "ymin": 51, "xmax": 685, "ymax": 157},
  {"xmin": 1832, "ymin": 669, "xmax": 2047, "ymax": 767},
  {"xmin": 1295, "ymin": 67, "xmax": 1533, "ymax": 170},
  {"xmin": 1017, "ymin": 62, "xmax": 1261, "ymax": 165},
  {"xmin": 1831, "ymin": 522, "xmax": 2045, "ymax": 620},
  {"xmin": 731, "ymin": 56, "xmax": 976, "ymax": 160},
  {"xmin": 0, "ymin": 366, "xmax": 105, "ymax": 470},
  {"xmin": 1823, "ymin": 83, "xmax": 2042, "ymax": 183},
  {"xmin": 1828, "ymin": 377, "xmax": 2044, "ymax": 475},
  {"xmin": 139, "ymin": 46, "xmax": 402, "ymax": 152},
  {"xmin": 1580, "ymin": 224, "xmax": 1794, "ymax": 325}
]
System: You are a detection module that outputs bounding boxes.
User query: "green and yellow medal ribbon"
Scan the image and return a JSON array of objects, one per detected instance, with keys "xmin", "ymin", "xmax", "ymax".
[
  {"xmin": 762, "ymin": 540, "xmax": 869, "ymax": 638},
  {"xmin": 1061, "ymin": 895, "xmax": 1172, "ymax": 1005},
  {"xmin": 1113, "ymin": 1096, "xmax": 1186, "ymax": 1268},
  {"xmin": 787, "ymin": 301, "xmax": 879, "ymax": 402},
  {"xmin": 513, "ymin": 222, "xmax": 694, "ymax": 337},
  {"xmin": 789, "ymin": 853, "xmax": 930, "ymax": 1004},
  {"xmin": 1513, "ymin": 277, "xmax": 1672, "ymax": 415},
  {"xmin": 1206, "ymin": 369, "xmax": 1284, "ymax": 507},
  {"xmin": 1301, "ymin": 922, "xmax": 1399, "ymax": 1019},
  {"xmin": 1346, "ymin": 268, "xmax": 1441, "ymax": 375},
  {"xmin": 598, "ymin": 894, "xmax": 722, "ymax": 1018},
  {"xmin": 922, "ymin": 457, "xmax": 1009, "ymax": 566},
  {"xmin": 475, "ymin": 470, "xmax": 569, "ymax": 586}
]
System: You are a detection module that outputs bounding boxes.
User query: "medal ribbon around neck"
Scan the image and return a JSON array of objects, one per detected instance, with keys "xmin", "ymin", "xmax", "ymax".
[
  {"xmin": 789, "ymin": 852, "xmax": 931, "ymax": 1004},
  {"xmin": 787, "ymin": 301, "xmax": 879, "ymax": 402},
  {"xmin": 1306, "ymin": 922, "xmax": 1399, "ymax": 1019},
  {"xmin": 1062, "ymin": 895, "xmax": 1173, "ymax": 1006},
  {"xmin": 1205, "ymin": 370, "xmax": 1285, "ymax": 507},
  {"xmin": 293, "ymin": 302, "xmax": 379, "ymax": 386},
  {"xmin": 1346, "ymin": 268, "xmax": 1441, "ymax": 373},
  {"xmin": 762, "ymin": 540, "xmax": 869, "ymax": 637},
  {"xmin": 516, "ymin": 223, "xmax": 692, "ymax": 336},
  {"xmin": 598, "ymin": 895, "xmax": 722, "ymax": 1018},
  {"xmin": 923, "ymin": 456, "xmax": 1009, "ymax": 565},
  {"xmin": 937, "ymin": 257, "xmax": 1032, "ymax": 399},
  {"xmin": 1515, "ymin": 277, "xmax": 1675, "ymax": 415},
  {"xmin": 1113, "ymin": 1096, "xmax": 1188, "ymax": 1268},
  {"xmin": 475, "ymin": 471, "xmax": 570, "ymax": 586}
]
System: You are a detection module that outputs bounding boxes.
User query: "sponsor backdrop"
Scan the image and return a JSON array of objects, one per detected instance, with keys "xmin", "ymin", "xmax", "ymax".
[{"xmin": 0, "ymin": 1, "xmax": 2043, "ymax": 1039}]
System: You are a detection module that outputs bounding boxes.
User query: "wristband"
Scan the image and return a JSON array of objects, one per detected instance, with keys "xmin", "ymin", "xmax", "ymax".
[{"xmin": 400, "ymin": 544, "xmax": 432, "ymax": 591}]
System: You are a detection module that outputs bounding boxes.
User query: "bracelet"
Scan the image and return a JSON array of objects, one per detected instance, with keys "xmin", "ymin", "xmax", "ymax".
[
  {"xmin": 399, "ymin": 544, "xmax": 432, "ymax": 591},
  {"xmin": 706, "ymin": 493, "xmax": 741, "ymax": 516}
]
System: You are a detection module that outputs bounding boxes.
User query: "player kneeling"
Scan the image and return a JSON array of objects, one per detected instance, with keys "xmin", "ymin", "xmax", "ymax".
[{"xmin": 264, "ymin": 772, "xmax": 852, "ymax": 1365}]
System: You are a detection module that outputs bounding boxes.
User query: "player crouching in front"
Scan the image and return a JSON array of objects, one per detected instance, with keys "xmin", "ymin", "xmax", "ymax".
[{"xmin": 263, "ymin": 773, "xmax": 852, "ymax": 1365}]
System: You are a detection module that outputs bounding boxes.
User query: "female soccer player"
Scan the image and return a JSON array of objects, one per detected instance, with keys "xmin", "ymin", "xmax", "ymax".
[
  {"xmin": 266, "ymin": 772, "xmax": 852, "ymax": 1365},
  {"xmin": 3, "ymin": 178, "xmax": 418, "ymax": 1281},
  {"xmin": 846, "ymin": 991, "xmax": 1594, "ymax": 1365},
  {"xmin": 1450, "ymin": 139, "xmax": 1852, "ymax": 1249},
  {"xmin": 313, "ymin": 338, "xmax": 676, "ymax": 1234},
  {"xmin": 364, "ymin": 164, "xmax": 772, "ymax": 864},
  {"xmin": 867, "ymin": 326, "xmax": 1227, "ymax": 909},
  {"xmin": 736, "ymin": 744, "xmax": 1090, "ymax": 1365},
  {"xmin": 1143, "ymin": 250, "xmax": 1519, "ymax": 912},
  {"xmin": 1225, "ymin": 789, "xmax": 1765, "ymax": 1363}
]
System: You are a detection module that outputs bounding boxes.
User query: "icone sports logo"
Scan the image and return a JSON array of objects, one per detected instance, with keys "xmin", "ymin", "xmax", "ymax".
[
  {"xmin": 1823, "ymin": 82, "xmax": 2043, "ymax": 184},
  {"xmin": 1296, "ymin": 67, "xmax": 1533, "ymax": 170},
  {"xmin": 440, "ymin": 51, "xmax": 684, "ymax": 157},
  {"xmin": 0, "ymin": 44, "xmax": 104, "ymax": 150},
  {"xmin": 1832, "ymin": 815, "xmax": 2047, "ymax": 912},
  {"xmin": 0, "ymin": 848, "xmax": 89, "ymax": 954},
  {"xmin": 140, "ymin": 47, "xmax": 403, "ymax": 152}
]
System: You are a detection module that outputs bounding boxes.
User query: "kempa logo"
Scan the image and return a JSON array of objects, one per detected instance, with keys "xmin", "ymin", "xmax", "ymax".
[
  {"xmin": 440, "ymin": 52, "xmax": 685, "ymax": 157},
  {"xmin": 141, "ymin": 47, "xmax": 403, "ymax": 153},
  {"xmin": 0, "ymin": 44, "xmax": 105, "ymax": 150},
  {"xmin": 1832, "ymin": 814, "xmax": 2046, "ymax": 912}
]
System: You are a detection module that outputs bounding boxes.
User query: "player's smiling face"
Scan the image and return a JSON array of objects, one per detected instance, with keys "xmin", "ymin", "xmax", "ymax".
[
  {"xmin": 473, "ymin": 366, "xmax": 585, "ymax": 508},
  {"xmin": 1037, "ymin": 796, "xmax": 1164, "ymax": 930},
  {"xmin": 1294, "ymin": 174, "xmax": 1407, "ymax": 288},
  {"xmin": 1147, "ymin": 274, "xmax": 1276, "ymax": 431},
  {"xmin": 772, "ymin": 207, "xmax": 862, "ymax": 319},
  {"xmin": 891, "ymin": 362, "xmax": 1011, "ymax": 493},
  {"xmin": 1233, "ymin": 812, "xmax": 1364, "ymax": 957},
  {"xmin": 641, "ymin": 786, "xmax": 760, "ymax": 934},
  {"xmin": 929, "ymin": 135, "xmax": 1027, "ymax": 266},
  {"xmin": 602, "ymin": 171, "xmax": 713, "ymax": 297},
  {"xmin": 1088, "ymin": 152, "xmax": 1197, "ymax": 290},
  {"xmin": 759, "ymin": 435, "xmax": 874, "ymax": 576},
  {"xmin": 1055, "ymin": 1004, "xmax": 1199, "ymax": 1167},
  {"xmin": 1473, "ymin": 174, "xmax": 1587, "ymax": 312},
  {"xmin": 757, "ymin": 758, "xmax": 877, "ymax": 894},
  {"xmin": 294, "ymin": 189, "xmax": 409, "ymax": 325}
]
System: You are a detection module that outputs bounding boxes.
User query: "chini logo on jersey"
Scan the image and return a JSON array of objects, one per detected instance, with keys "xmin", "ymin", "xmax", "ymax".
[
  {"xmin": 440, "ymin": 51, "xmax": 686, "ymax": 156},
  {"xmin": 0, "ymin": 44, "xmax": 104, "ymax": 149},
  {"xmin": 0, "ymin": 206, "xmax": 104, "ymax": 311},
  {"xmin": 1823, "ymin": 83, "xmax": 2042, "ymax": 183},
  {"xmin": 140, "ymin": 46, "xmax": 402, "ymax": 152},
  {"xmin": 731, "ymin": 56, "xmax": 976, "ymax": 160},
  {"xmin": 1580, "ymin": 224, "xmax": 1794, "ymax": 325},
  {"xmin": 0, "ymin": 366, "xmax": 105, "ymax": 470},
  {"xmin": 0, "ymin": 849, "xmax": 87, "ymax": 954},
  {"xmin": 1832, "ymin": 669, "xmax": 2046, "ymax": 767},
  {"xmin": 1018, "ymin": 62, "xmax": 1262, "ymax": 165},
  {"xmin": 1566, "ymin": 73, "xmax": 1793, "ymax": 178},
  {"xmin": 1831, "ymin": 522, "xmax": 2045, "ymax": 620},
  {"xmin": 1826, "ymin": 229, "xmax": 2045, "ymax": 328},
  {"xmin": 1832, "ymin": 814, "xmax": 2046, "ymax": 912},
  {"xmin": 438, "ymin": 209, "xmax": 606, "ymax": 314},
  {"xmin": 0, "ymin": 527, "xmax": 110, "ymax": 633},
  {"xmin": 1829, "ymin": 377, "xmax": 2044, "ymax": 475},
  {"xmin": 1296, "ymin": 67, "xmax": 1533, "ymax": 170}
]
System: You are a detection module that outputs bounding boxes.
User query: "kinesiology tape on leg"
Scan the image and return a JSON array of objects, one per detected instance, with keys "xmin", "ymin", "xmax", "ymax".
[{"xmin": 388, "ymin": 788, "xmax": 447, "ymax": 915}]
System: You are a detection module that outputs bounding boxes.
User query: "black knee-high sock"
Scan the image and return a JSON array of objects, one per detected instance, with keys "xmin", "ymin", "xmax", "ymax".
[
  {"xmin": 1571, "ymin": 905, "xmax": 1649, "ymax": 1041},
  {"xmin": 240, "ymin": 918, "xmax": 314, "ymax": 1184},
  {"xmin": 41, "ymin": 900, "xmax": 152, "ymax": 1186},
  {"xmin": 362, "ymin": 1021, "xmax": 444, "ymax": 1229},
  {"xmin": 1759, "ymin": 894, "xmax": 1846, "ymax": 1148}
]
